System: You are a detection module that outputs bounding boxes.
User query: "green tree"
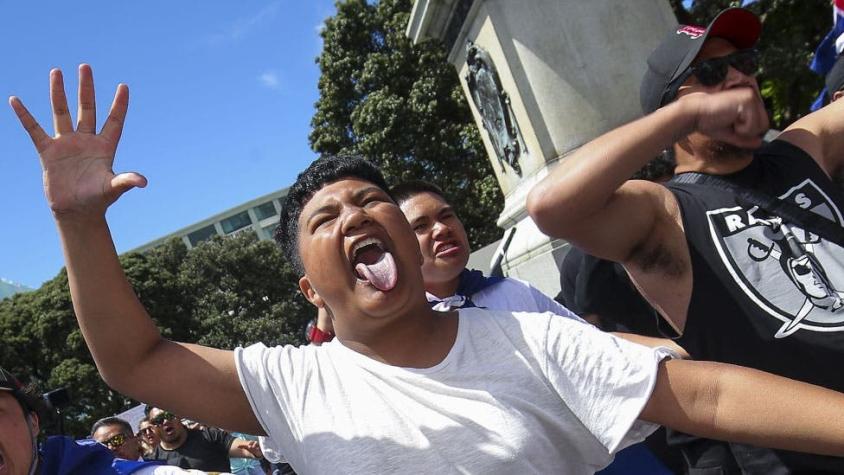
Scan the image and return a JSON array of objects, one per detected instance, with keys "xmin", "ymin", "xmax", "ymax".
[
  {"xmin": 670, "ymin": 0, "xmax": 831, "ymax": 129},
  {"xmin": 0, "ymin": 234, "xmax": 311, "ymax": 437},
  {"xmin": 179, "ymin": 233, "xmax": 312, "ymax": 349},
  {"xmin": 311, "ymin": 0, "xmax": 504, "ymax": 249}
]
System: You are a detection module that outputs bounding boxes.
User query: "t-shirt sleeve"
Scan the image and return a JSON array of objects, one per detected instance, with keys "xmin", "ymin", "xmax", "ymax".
[
  {"xmin": 234, "ymin": 343, "xmax": 303, "ymax": 464},
  {"xmin": 204, "ymin": 427, "xmax": 235, "ymax": 451},
  {"xmin": 542, "ymin": 314, "xmax": 675, "ymax": 454}
]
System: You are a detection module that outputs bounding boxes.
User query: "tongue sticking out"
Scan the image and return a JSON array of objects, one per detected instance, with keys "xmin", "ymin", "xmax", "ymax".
[{"xmin": 355, "ymin": 249, "xmax": 398, "ymax": 291}]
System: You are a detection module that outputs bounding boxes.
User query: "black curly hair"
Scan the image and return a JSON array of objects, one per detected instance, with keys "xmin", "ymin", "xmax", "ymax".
[{"xmin": 274, "ymin": 155, "xmax": 391, "ymax": 274}]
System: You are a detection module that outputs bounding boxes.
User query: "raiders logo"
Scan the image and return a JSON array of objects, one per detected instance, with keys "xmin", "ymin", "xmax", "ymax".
[{"xmin": 706, "ymin": 179, "xmax": 844, "ymax": 338}]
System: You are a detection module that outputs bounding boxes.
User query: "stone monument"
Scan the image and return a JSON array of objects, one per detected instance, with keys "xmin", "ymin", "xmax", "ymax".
[{"xmin": 407, "ymin": 0, "xmax": 677, "ymax": 296}]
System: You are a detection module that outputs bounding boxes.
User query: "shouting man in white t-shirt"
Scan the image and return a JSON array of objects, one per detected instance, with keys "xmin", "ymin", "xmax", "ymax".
[{"xmin": 11, "ymin": 65, "xmax": 844, "ymax": 474}]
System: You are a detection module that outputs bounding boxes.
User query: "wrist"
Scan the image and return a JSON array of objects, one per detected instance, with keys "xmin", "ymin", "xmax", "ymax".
[
  {"xmin": 668, "ymin": 93, "xmax": 704, "ymax": 139},
  {"xmin": 307, "ymin": 320, "xmax": 335, "ymax": 345}
]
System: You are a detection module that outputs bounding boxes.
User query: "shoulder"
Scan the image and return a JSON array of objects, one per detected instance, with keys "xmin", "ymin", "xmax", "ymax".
[
  {"xmin": 235, "ymin": 342, "xmax": 319, "ymax": 379},
  {"xmin": 200, "ymin": 426, "xmax": 232, "ymax": 443},
  {"xmin": 756, "ymin": 139, "xmax": 817, "ymax": 165}
]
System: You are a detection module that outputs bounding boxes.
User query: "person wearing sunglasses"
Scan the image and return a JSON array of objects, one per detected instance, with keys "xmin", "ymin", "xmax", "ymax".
[
  {"xmin": 138, "ymin": 417, "xmax": 161, "ymax": 458},
  {"xmin": 2, "ymin": 367, "xmax": 203, "ymax": 475},
  {"xmin": 144, "ymin": 406, "xmax": 262, "ymax": 472},
  {"xmin": 91, "ymin": 417, "xmax": 145, "ymax": 462},
  {"xmin": 529, "ymin": 6, "xmax": 844, "ymax": 474}
]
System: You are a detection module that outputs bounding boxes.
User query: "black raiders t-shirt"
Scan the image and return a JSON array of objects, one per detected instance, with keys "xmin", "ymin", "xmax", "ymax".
[
  {"xmin": 667, "ymin": 140, "xmax": 844, "ymax": 472},
  {"xmin": 148, "ymin": 427, "xmax": 235, "ymax": 472}
]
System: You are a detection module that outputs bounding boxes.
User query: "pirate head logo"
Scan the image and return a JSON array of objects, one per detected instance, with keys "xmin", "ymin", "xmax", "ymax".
[{"xmin": 707, "ymin": 179, "xmax": 844, "ymax": 338}]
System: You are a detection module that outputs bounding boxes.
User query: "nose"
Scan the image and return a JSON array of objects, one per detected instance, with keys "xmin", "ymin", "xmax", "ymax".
[
  {"xmin": 431, "ymin": 220, "xmax": 451, "ymax": 240},
  {"xmin": 340, "ymin": 206, "xmax": 372, "ymax": 235},
  {"xmin": 723, "ymin": 64, "xmax": 755, "ymax": 89}
]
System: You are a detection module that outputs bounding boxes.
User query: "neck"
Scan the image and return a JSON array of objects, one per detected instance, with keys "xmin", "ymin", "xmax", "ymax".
[
  {"xmin": 674, "ymin": 143, "xmax": 755, "ymax": 175},
  {"xmin": 338, "ymin": 298, "xmax": 458, "ymax": 368},
  {"xmin": 426, "ymin": 275, "xmax": 461, "ymax": 299},
  {"xmin": 159, "ymin": 430, "xmax": 188, "ymax": 451}
]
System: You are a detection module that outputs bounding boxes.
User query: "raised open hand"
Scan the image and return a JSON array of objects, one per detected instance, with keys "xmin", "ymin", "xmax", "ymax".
[
  {"xmin": 682, "ymin": 87, "xmax": 769, "ymax": 150},
  {"xmin": 9, "ymin": 64, "xmax": 146, "ymax": 220}
]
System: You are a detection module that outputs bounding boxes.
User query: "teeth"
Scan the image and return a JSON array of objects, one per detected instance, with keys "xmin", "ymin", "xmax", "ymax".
[{"xmin": 352, "ymin": 237, "xmax": 384, "ymax": 258}]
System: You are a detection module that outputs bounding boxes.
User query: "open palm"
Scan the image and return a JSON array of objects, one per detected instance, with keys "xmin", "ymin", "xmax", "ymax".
[{"xmin": 10, "ymin": 65, "xmax": 146, "ymax": 218}]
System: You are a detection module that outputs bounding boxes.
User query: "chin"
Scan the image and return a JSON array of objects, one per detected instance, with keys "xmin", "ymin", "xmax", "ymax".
[{"xmin": 706, "ymin": 140, "xmax": 757, "ymax": 161}]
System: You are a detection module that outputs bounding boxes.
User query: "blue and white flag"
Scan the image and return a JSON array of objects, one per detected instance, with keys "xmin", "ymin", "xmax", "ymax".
[{"xmin": 810, "ymin": 0, "xmax": 844, "ymax": 110}]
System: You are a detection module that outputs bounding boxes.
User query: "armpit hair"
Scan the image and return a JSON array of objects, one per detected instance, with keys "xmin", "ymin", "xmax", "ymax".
[{"xmin": 629, "ymin": 240, "xmax": 686, "ymax": 277}]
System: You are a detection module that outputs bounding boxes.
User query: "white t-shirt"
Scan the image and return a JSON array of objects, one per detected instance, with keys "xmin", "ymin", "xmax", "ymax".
[
  {"xmin": 427, "ymin": 277, "xmax": 580, "ymax": 319},
  {"xmin": 235, "ymin": 308, "xmax": 673, "ymax": 474}
]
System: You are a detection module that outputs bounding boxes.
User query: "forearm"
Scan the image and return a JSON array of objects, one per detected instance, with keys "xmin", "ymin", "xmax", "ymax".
[
  {"xmin": 643, "ymin": 359, "xmax": 844, "ymax": 456},
  {"xmin": 527, "ymin": 99, "xmax": 694, "ymax": 237},
  {"xmin": 56, "ymin": 216, "xmax": 164, "ymax": 387}
]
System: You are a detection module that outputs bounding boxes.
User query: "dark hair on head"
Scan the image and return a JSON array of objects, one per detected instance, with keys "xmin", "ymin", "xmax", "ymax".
[
  {"xmin": 390, "ymin": 180, "xmax": 450, "ymax": 207},
  {"xmin": 632, "ymin": 148, "xmax": 676, "ymax": 182},
  {"xmin": 274, "ymin": 155, "xmax": 391, "ymax": 274},
  {"xmin": 91, "ymin": 416, "xmax": 134, "ymax": 437},
  {"xmin": 137, "ymin": 416, "xmax": 149, "ymax": 429}
]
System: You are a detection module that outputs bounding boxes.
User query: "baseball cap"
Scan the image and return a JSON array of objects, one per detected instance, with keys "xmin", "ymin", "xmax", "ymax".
[
  {"xmin": 826, "ymin": 55, "xmax": 844, "ymax": 97},
  {"xmin": 640, "ymin": 7, "xmax": 762, "ymax": 114}
]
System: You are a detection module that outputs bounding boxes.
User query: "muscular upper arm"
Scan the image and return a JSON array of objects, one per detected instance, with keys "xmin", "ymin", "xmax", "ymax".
[
  {"xmin": 555, "ymin": 180, "xmax": 679, "ymax": 265},
  {"xmin": 117, "ymin": 341, "xmax": 265, "ymax": 435},
  {"xmin": 777, "ymin": 98, "xmax": 844, "ymax": 178}
]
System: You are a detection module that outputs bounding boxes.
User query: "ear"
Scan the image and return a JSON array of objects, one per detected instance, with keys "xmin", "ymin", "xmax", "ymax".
[
  {"xmin": 28, "ymin": 411, "xmax": 40, "ymax": 436},
  {"xmin": 833, "ymin": 90, "xmax": 844, "ymax": 102},
  {"xmin": 299, "ymin": 276, "xmax": 325, "ymax": 308}
]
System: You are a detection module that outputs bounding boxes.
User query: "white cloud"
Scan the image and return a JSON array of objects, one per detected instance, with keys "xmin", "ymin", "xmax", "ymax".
[
  {"xmin": 202, "ymin": 1, "xmax": 283, "ymax": 46},
  {"xmin": 259, "ymin": 71, "xmax": 281, "ymax": 89}
]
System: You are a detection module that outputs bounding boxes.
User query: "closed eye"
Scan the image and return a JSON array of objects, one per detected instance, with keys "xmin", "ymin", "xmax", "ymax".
[{"xmin": 311, "ymin": 214, "xmax": 336, "ymax": 232}]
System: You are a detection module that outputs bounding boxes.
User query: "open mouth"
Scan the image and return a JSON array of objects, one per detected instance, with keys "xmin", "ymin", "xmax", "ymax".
[
  {"xmin": 352, "ymin": 237, "xmax": 398, "ymax": 291},
  {"xmin": 163, "ymin": 425, "xmax": 176, "ymax": 437}
]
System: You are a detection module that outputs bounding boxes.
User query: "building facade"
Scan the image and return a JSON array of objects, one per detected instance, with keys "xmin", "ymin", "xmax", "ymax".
[{"xmin": 131, "ymin": 187, "xmax": 289, "ymax": 254}]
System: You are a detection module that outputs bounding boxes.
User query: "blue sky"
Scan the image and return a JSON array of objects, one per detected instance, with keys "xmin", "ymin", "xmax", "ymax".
[{"xmin": 0, "ymin": 1, "xmax": 338, "ymax": 288}]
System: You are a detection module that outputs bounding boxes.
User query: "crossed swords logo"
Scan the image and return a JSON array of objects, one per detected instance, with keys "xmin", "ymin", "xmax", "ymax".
[{"xmin": 745, "ymin": 217, "xmax": 844, "ymax": 338}]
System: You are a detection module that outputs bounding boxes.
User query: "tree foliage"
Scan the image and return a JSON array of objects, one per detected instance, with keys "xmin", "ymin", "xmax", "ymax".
[
  {"xmin": 0, "ymin": 234, "xmax": 311, "ymax": 437},
  {"xmin": 311, "ymin": 0, "xmax": 504, "ymax": 250},
  {"xmin": 670, "ymin": 0, "xmax": 831, "ymax": 129}
]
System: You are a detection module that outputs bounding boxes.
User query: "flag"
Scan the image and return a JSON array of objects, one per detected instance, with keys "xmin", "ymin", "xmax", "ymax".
[
  {"xmin": 810, "ymin": 0, "xmax": 844, "ymax": 75},
  {"xmin": 810, "ymin": 0, "xmax": 844, "ymax": 110}
]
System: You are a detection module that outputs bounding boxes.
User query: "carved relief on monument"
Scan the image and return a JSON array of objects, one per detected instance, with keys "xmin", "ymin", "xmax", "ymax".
[{"xmin": 465, "ymin": 41, "xmax": 525, "ymax": 176}]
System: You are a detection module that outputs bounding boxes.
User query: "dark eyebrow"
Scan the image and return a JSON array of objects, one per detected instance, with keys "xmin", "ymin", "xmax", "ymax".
[{"xmin": 354, "ymin": 185, "xmax": 387, "ymax": 200}]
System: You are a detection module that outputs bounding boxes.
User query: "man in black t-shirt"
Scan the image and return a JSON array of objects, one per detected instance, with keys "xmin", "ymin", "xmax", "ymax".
[
  {"xmin": 146, "ymin": 405, "xmax": 262, "ymax": 471},
  {"xmin": 529, "ymin": 7, "xmax": 844, "ymax": 474}
]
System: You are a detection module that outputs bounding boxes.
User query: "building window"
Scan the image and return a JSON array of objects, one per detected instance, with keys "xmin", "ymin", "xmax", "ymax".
[
  {"xmin": 187, "ymin": 225, "xmax": 218, "ymax": 247},
  {"xmin": 221, "ymin": 211, "xmax": 252, "ymax": 234},
  {"xmin": 254, "ymin": 201, "xmax": 277, "ymax": 221},
  {"xmin": 263, "ymin": 224, "xmax": 279, "ymax": 240}
]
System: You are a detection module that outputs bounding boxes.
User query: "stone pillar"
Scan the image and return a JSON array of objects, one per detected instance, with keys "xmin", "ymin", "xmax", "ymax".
[{"xmin": 408, "ymin": 0, "xmax": 676, "ymax": 296}]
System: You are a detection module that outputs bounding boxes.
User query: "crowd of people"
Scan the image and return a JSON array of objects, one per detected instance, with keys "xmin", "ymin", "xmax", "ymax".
[{"xmin": 7, "ymin": 5, "xmax": 844, "ymax": 474}]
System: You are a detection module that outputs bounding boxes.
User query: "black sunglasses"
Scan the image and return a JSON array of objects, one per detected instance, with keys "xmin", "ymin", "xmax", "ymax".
[
  {"xmin": 150, "ymin": 411, "xmax": 176, "ymax": 426},
  {"xmin": 687, "ymin": 48, "xmax": 759, "ymax": 86},
  {"xmin": 662, "ymin": 49, "xmax": 759, "ymax": 106},
  {"xmin": 101, "ymin": 433, "xmax": 128, "ymax": 449}
]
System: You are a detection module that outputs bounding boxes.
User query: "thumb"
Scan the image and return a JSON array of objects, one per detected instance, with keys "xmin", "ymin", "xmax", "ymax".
[{"xmin": 109, "ymin": 171, "xmax": 147, "ymax": 197}]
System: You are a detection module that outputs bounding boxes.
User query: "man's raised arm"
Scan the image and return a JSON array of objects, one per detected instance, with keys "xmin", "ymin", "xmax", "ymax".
[
  {"xmin": 9, "ymin": 65, "xmax": 262, "ymax": 435},
  {"xmin": 526, "ymin": 88, "xmax": 767, "ymax": 263}
]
